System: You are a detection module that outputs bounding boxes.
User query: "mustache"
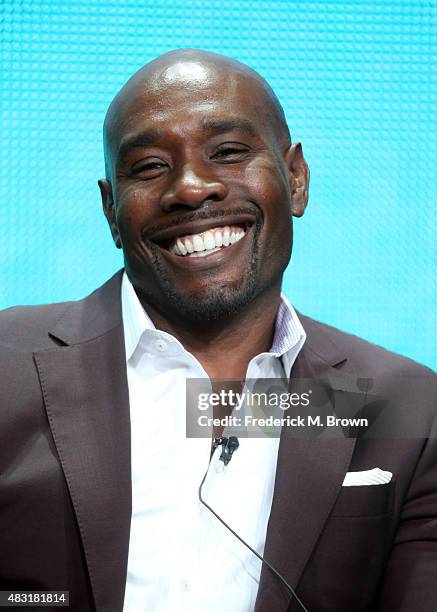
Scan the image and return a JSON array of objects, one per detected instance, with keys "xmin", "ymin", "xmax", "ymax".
[{"xmin": 141, "ymin": 206, "xmax": 262, "ymax": 240}]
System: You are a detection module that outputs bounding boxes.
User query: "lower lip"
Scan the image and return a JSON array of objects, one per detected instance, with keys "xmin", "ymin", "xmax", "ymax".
[{"xmin": 153, "ymin": 227, "xmax": 253, "ymax": 270}]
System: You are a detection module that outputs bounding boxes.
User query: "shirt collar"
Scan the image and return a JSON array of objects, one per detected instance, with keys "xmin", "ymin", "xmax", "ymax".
[
  {"xmin": 272, "ymin": 292, "xmax": 306, "ymax": 377},
  {"xmin": 121, "ymin": 271, "xmax": 306, "ymax": 373},
  {"xmin": 121, "ymin": 271, "xmax": 156, "ymax": 361}
]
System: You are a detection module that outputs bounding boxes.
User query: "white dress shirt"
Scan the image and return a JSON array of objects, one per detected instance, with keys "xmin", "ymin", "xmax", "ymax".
[{"xmin": 121, "ymin": 272, "xmax": 306, "ymax": 612}]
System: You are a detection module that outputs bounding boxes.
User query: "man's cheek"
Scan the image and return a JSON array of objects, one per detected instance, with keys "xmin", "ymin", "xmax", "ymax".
[
  {"xmin": 116, "ymin": 193, "xmax": 152, "ymax": 233},
  {"xmin": 116, "ymin": 183, "xmax": 155, "ymax": 212},
  {"xmin": 242, "ymin": 162, "xmax": 275, "ymax": 195}
]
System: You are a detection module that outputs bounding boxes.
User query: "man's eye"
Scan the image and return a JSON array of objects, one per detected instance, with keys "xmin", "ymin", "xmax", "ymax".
[
  {"xmin": 131, "ymin": 160, "xmax": 167, "ymax": 177},
  {"xmin": 212, "ymin": 146, "xmax": 249, "ymax": 162}
]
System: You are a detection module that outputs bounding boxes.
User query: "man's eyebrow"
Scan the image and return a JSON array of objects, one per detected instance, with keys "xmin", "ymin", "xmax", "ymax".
[
  {"xmin": 116, "ymin": 118, "xmax": 259, "ymax": 162},
  {"xmin": 117, "ymin": 128, "xmax": 162, "ymax": 162},
  {"xmin": 200, "ymin": 117, "xmax": 259, "ymax": 137}
]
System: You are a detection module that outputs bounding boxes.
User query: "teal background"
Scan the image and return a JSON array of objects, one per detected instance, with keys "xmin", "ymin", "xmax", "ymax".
[{"xmin": 1, "ymin": 1, "xmax": 435, "ymax": 369}]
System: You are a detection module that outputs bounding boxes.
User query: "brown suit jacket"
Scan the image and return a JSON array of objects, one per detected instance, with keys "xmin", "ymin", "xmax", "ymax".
[{"xmin": 0, "ymin": 270, "xmax": 436, "ymax": 611}]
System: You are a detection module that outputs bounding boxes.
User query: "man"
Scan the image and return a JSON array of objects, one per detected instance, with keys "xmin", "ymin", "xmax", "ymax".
[{"xmin": 0, "ymin": 49, "xmax": 435, "ymax": 612}]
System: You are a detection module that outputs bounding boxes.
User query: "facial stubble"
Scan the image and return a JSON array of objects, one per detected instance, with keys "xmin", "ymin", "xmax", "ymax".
[{"xmin": 142, "ymin": 215, "xmax": 272, "ymax": 324}]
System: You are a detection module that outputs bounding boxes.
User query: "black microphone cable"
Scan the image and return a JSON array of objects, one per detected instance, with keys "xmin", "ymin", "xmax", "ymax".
[{"xmin": 198, "ymin": 437, "xmax": 309, "ymax": 612}]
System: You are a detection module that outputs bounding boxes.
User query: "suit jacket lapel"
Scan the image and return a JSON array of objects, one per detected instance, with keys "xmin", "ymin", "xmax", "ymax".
[
  {"xmin": 255, "ymin": 325, "xmax": 361, "ymax": 612},
  {"xmin": 34, "ymin": 271, "xmax": 131, "ymax": 612}
]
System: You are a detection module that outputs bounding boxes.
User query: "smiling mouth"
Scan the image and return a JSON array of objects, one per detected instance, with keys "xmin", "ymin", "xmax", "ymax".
[
  {"xmin": 150, "ymin": 221, "xmax": 252, "ymax": 259},
  {"xmin": 169, "ymin": 224, "xmax": 248, "ymax": 257}
]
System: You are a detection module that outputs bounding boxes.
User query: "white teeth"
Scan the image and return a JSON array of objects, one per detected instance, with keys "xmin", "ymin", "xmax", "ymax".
[
  {"xmin": 168, "ymin": 224, "xmax": 247, "ymax": 256},
  {"xmin": 214, "ymin": 230, "xmax": 223, "ymax": 247},
  {"xmin": 193, "ymin": 235, "xmax": 204, "ymax": 252},
  {"xmin": 203, "ymin": 231, "xmax": 215, "ymax": 250},
  {"xmin": 185, "ymin": 237, "xmax": 194, "ymax": 253},
  {"xmin": 188, "ymin": 246, "xmax": 222, "ymax": 257},
  {"xmin": 177, "ymin": 238, "xmax": 187, "ymax": 255}
]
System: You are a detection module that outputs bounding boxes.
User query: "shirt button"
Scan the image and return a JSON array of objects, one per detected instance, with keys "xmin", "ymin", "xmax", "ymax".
[
  {"xmin": 155, "ymin": 339, "xmax": 167, "ymax": 352},
  {"xmin": 183, "ymin": 579, "xmax": 190, "ymax": 592}
]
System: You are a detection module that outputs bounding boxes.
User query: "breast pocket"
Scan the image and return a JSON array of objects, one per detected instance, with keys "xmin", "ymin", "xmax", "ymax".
[
  {"xmin": 296, "ymin": 480, "xmax": 397, "ymax": 611},
  {"xmin": 330, "ymin": 479, "xmax": 396, "ymax": 517}
]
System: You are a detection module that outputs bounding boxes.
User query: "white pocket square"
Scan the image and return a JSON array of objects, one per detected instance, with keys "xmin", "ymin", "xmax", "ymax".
[{"xmin": 342, "ymin": 468, "xmax": 393, "ymax": 487}]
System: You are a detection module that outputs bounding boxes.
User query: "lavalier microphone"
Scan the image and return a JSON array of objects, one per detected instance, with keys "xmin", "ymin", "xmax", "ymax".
[{"xmin": 199, "ymin": 437, "xmax": 309, "ymax": 611}]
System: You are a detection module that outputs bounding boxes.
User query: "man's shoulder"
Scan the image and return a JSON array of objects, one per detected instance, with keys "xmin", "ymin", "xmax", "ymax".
[
  {"xmin": 299, "ymin": 313, "xmax": 435, "ymax": 377},
  {"xmin": 0, "ymin": 270, "xmax": 124, "ymax": 352},
  {"xmin": 0, "ymin": 300, "xmax": 74, "ymax": 351}
]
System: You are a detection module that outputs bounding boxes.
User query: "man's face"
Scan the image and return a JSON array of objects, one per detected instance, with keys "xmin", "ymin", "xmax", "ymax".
[{"xmin": 101, "ymin": 62, "xmax": 308, "ymax": 323}]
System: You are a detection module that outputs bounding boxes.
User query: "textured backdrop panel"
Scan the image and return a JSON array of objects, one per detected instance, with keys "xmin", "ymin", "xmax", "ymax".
[{"xmin": 1, "ymin": 0, "xmax": 435, "ymax": 369}]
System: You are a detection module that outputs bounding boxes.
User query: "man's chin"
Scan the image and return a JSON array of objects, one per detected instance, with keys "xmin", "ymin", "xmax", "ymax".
[
  {"xmin": 163, "ymin": 283, "xmax": 258, "ymax": 324},
  {"xmin": 129, "ymin": 244, "xmax": 260, "ymax": 324}
]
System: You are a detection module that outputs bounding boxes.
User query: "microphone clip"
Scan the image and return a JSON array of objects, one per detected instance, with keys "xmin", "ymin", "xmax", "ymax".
[{"xmin": 213, "ymin": 436, "xmax": 240, "ymax": 466}]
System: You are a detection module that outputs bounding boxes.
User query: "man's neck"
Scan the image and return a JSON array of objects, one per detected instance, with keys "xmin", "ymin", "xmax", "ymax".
[{"xmin": 140, "ymin": 284, "xmax": 281, "ymax": 380}]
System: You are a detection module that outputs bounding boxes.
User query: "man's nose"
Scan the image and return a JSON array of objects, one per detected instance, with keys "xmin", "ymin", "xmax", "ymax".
[{"xmin": 159, "ymin": 164, "xmax": 228, "ymax": 211}]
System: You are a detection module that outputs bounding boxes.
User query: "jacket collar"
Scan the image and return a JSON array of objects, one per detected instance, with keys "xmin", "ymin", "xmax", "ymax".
[{"xmin": 48, "ymin": 270, "xmax": 125, "ymax": 346}]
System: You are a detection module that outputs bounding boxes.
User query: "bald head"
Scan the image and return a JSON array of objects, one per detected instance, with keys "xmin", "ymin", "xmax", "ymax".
[{"xmin": 103, "ymin": 49, "xmax": 290, "ymax": 179}]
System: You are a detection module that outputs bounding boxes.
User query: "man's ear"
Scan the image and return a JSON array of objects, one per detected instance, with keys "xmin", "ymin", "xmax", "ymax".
[
  {"xmin": 98, "ymin": 179, "xmax": 122, "ymax": 248},
  {"xmin": 284, "ymin": 142, "xmax": 310, "ymax": 217}
]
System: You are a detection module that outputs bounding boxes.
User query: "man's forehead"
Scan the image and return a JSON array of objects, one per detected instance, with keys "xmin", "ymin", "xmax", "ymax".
[
  {"xmin": 114, "ymin": 65, "xmax": 267, "ymax": 132},
  {"xmin": 103, "ymin": 50, "xmax": 290, "ymax": 164}
]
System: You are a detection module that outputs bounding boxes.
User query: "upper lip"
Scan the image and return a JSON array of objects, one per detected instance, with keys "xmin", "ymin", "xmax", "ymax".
[{"xmin": 143, "ymin": 212, "xmax": 257, "ymax": 247}]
